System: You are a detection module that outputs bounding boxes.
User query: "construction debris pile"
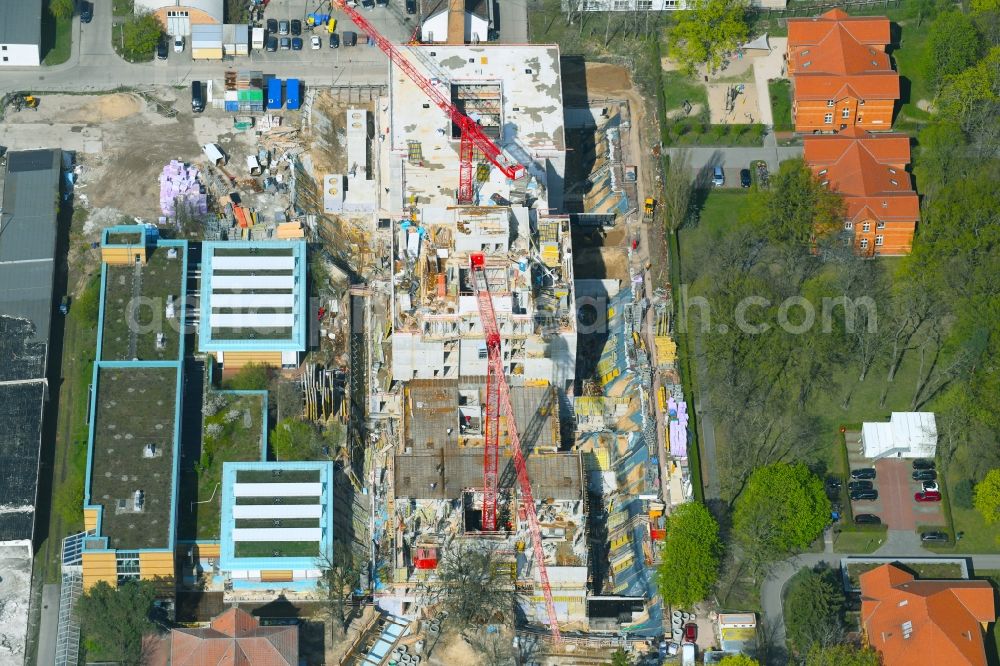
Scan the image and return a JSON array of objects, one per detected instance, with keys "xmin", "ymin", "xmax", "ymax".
[{"xmin": 159, "ymin": 160, "xmax": 207, "ymax": 219}]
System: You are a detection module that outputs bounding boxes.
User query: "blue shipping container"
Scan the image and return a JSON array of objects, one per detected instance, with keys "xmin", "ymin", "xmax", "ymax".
[
  {"xmin": 266, "ymin": 78, "xmax": 282, "ymax": 110},
  {"xmin": 286, "ymin": 78, "xmax": 301, "ymax": 110},
  {"xmin": 224, "ymin": 101, "xmax": 239, "ymax": 112}
]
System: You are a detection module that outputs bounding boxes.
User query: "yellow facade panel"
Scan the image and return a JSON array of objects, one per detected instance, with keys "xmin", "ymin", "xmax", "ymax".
[
  {"xmin": 139, "ymin": 551, "xmax": 175, "ymax": 581},
  {"xmin": 83, "ymin": 508, "xmax": 98, "ymax": 532},
  {"xmin": 195, "ymin": 543, "xmax": 221, "ymax": 558},
  {"xmin": 82, "ymin": 551, "xmax": 117, "ymax": 590},
  {"xmin": 222, "ymin": 351, "xmax": 283, "ymax": 369},
  {"xmin": 261, "ymin": 570, "xmax": 293, "ymax": 583}
]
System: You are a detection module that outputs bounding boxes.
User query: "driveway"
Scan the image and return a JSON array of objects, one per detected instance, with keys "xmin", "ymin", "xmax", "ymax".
[
  {"xmin": 497, "ymin": 0, "xmax": 528, "ymax": 43},
  {"xmin": 666, "ymin": 144, "xmax": 803, "ymax": 181}
]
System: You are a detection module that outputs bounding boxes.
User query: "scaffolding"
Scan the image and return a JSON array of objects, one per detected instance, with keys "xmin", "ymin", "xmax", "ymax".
[{"xmin": 55, "ymin": 531, "xmax": 92, "ymax": 666}]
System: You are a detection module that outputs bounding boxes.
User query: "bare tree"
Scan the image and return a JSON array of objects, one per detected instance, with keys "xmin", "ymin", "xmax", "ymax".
[
  {"xmin": 316, "ymin": 542, "xmax": 360, "ymax": 639},
  {"xmin": 664, "ymin": 149, "xmax": 694, "ymax": 235}
]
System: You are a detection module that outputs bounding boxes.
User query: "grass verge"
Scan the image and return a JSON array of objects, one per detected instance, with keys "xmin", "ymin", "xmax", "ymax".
[
  {"xmin": 768, "ymin": 79, "xmax": 793, "ymax": 132},
  {"xmin": 41, "ymin": 4, "xmax": 72, "ymax": 66},
  {"xmin": 663, "ymin": 70, "xmax": 709, "ymax": 115},
  {"xmin": 833, "ymin": 526, "xmax": 887, "ymax": 554}
]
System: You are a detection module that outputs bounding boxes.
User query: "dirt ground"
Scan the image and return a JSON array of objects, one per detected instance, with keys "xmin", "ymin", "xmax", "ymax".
[{"xmin": 707, "ymin": 82, "xmax": 761, "ymax": 125}]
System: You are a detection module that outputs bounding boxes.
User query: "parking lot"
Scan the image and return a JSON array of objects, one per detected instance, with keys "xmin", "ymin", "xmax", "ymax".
[{"xmin": 846, "ymin": 448, "xmax": 946, "ymax": 531}]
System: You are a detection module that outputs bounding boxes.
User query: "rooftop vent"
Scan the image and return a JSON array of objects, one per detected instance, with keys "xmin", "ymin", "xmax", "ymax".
[
  {"xmin": 134, "ymin": 489, "xmax": 144, "ymax": 511},
  {"xmin": 143, "ymin": 443, "xmax": 157, "ymax": 458}
]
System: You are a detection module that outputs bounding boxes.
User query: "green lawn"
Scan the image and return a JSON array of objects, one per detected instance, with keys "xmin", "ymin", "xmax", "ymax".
[
  {"xmin": 890, "ymin": 19, "xmax": 933, "ymax": 126},
  {"xmin": 41, "ymin": 9, "xmax": 72, "ymax": 66},
  {"xmin": 768, "ymin": 79, "xmax": 793, "ymax": 132},
  {"xmin": 930, "ymin": 505, "xmax": 1000, "ymax": 554},
  {"xmin": 833, "ymin": 527, "xmax": 887, "ymax": 554},
  {"xmin": 235, "ymin": 541, "xmax": 320, "ymax": 558},
  {"xmin": 663, "ymin": 70, "xmax": 708, "ymax": 115}
]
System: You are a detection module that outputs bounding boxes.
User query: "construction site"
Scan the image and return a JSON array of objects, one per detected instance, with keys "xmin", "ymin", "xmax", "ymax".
[{"xmin": 1, "ymin": 0, "xmax": 697, "ymax": 663}]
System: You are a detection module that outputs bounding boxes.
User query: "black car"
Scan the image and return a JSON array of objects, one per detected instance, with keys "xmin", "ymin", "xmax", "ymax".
[
  {"xmin": 850, "ymin": 489, "xmax": 878, "ymax": 501},
  {"xmin": 80, "ymin": 1, "xmax": 93, "ymax": 23},
  {"xmin": 406, "ymin": 0, "xmax": 417, "ymax": 13},
  {"xmin": 329, "ymin": 32, "xmax": 340, "ymax": 48},
  {"xmin": 156, "ymin": 39, "xmax": 168, "ymax": 60},
  {"xmin": 912, "ymin": 459, "xmax": 936, "ymax": 470},
  {"xmin": 291, "ymin": 19, "xmax": 302, "ymax": 36},
  {"xmin": 851, "ymin": 468, "xmax": 877, "ymax": 480},
  {"xmin": 921, "ymin": 531, "xmax": 949, "ymax": 542},
  {"xmin": 291, "ymin": 37, "xmax": 303, "ymax": 50},
  {"xmin": 912, "ymin": 469, "xmax": 938, "ymax": 482},
  {"xmin": 848, "ymin": 480, "xmax": 874, "ymax": 492},
  {"xmin": 855, "ymin": 514, "xmax": 881, "ymax": 525},
  {"xmin": 267, "ymin": 18, "xmax": 278, "ymax": 34},
  {"xmin": 740, "ymin": 168, "xmax": 752, "ymax": 188},
  {"xmin": 266, "ymin": 36, "xmax": 278, "ymax": 52}
]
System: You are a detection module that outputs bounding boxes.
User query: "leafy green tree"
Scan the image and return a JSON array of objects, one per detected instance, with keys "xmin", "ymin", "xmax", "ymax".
[
  {"xmin": 668, "ymin": 0, "xmax": 749, "ymax": 74},
  {"xmin": 785, "ymin": 567, "xmax": 846, "ymax": 653},
  {"xmin": 271, "ymin": 418, "xmax": 322, "ymax": 460},
  {"xmin": 657, "ymin": 502, "xmax": 722, "ymax": 608},
  {"xmin": 745, "ymin": 159, "xmax": 844, "ymax": 247},
  {"xmin": 607, "ymin": 648, "xmax": 631, "ymax": 666},
  {"xmin": 935, "ymin": 46, "xmax": 1000, "ymax": 132},
  {"xmin": 223, "ymin": 362, "xmax": 271, "ymax": 390},
  {"xmin": 923, "ymin": 11, "xmax": 983, "ymax": 92},
  {"xmin": 77, "ymin": 580, "xmax": 157, "ymax": 665},
  {"xmin": 50, "ymin": 0, "xmax": 75, "ymax": 21},
  {"xmin": 804, "ymin": 644, "xmax": 881, "ymax": 666},
  {"xmin": 421, "ymin": 543, "xmax": 519, "ymax": 633},
  {"xmin": 912, "ymin": 122, "xmax": 968, "ymax": 200},
  {"xmin": 974, "ymin": 469, "xmax": 1000, "ymax": 523},
  {"xmin": 718, "ymin": 656, "xmax": 760, "ymax": 666},
  {"xmin": 733, "ymin": 463, "xmax": 830, "ymax": 569},
  {"xmin": 121, "ymin": 11, "xmax": 162, "ymax": 62},
  {"xmin": 972, "ymin": 0, "xmax": 1000, "ymax": 12},
  {"xmin": 317, "ymin": 541, "xmax": 360, "ymax": 639}
]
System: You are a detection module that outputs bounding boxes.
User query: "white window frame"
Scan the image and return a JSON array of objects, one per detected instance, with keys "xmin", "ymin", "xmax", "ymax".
[
  {"xmin": 824, "ymin": 113, "xmax": 833, "ymax": 124},
  {"xmin": 860, "ymin": 238, "xmax": 870, "ymax": 249},
  {"xmin": 876, "ymin": 221, "xmax": 885, "ymax": 229},
  {"xmin": 862, "ymin": 222, "xmax": 871, "ymax": 232},
  {"xmin": 842, "ymin": 107, "xmax": 851, "ymax": 118},
  {"xmin": 827, "ymin": 100, "xmax": 835, "ymax": 107},
  {"xmin": 875, "ymin": 235, "xmax": 884, "ymax": 246},
  {"xmin": 844, "ymin": 221, "xmax": 854, "ymax": 230}
]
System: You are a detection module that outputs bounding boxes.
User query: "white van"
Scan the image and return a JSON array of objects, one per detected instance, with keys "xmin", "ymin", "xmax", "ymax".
[{"xmin": 681, "ymin": 643, "xmax": 696, "ymax": 666}]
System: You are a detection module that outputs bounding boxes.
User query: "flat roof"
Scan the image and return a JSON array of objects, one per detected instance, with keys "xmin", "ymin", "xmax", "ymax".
[
  {"xmin": 0, "ymin": 382, "xmax": 44, "ymax": 542},
  {"xmin": 100, "ymin": 243, "xmax": 186, "ymax": 362},
  {"xmin": 198, "ymin": 241, "xmax": 307, "ymax": 352},
  {"xmin": 0, "ymin": 0, "xmax": 42, "ymax": 47},
  {"xmin": 0, "ymin": 149, "xmax": 61, "ymax": 346},
  {"xmin": 86, "ymin": 365, "xmax": 180, "ymax": 550},
  {"xmin": 220, "ymin": 461, "xmax": 334, "ymax": 572}
]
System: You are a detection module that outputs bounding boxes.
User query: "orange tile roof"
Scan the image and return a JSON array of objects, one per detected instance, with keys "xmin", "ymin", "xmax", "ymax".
[
  {"xmin": 167, "ymin": 608, "xmax": 298, "ymax": 666},
  {"xmin": 860, "ymin": 563, "xmax": 996, "ymax": 666},
  {"xmin": 803, "ymin": 130, "xmax": 918, "ymax": 222},
  {"xmin": 787, "ymin": 9, "xmax": 898, "ymax": 101}
]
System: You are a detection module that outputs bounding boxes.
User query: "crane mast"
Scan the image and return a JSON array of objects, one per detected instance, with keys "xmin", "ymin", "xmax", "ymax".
[
  {"xmin": 332, "ymin": 0, "xmax": 524, "ymax": 202},
  {"xmin": 470, "ymin": 253, "xmax": 562, "ymax": 640}
]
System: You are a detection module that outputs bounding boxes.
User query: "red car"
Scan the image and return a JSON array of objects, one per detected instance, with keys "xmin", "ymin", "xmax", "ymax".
[
  {"xmin": 684, "ymin": 622, "xmax": 697, "ymax": 643},
  {"xmin": 915, "ymin": 491, "xmax": 942, "ymax": 502}
]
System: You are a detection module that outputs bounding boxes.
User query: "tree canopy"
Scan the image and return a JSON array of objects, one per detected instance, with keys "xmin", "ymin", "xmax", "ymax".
[
  {"xmin": 804, "ymin": 644, "xmax": 882, "ymax": 666},
  {"xmin": 974, "ymin": 470, "xmax": 1000, "ymax": 524},
  {"xmin": 121, "ymin": 11, "xmax": 163, "ymax": 62},
  {"xmin": 50, "ymin": 0, "xmax": 74, "ymax": 20},
  {"xmin": 785, "ymin": 567, "xmax": 846, "ymax": 653},
  {"xmin": 656, "ymin": 502, "xmax": 722, "ymax": 608},
  {"xmin": 668, "ymin": 0, "xmax": 750, "ymax": 75},
  {"xmin": 77, "ymin": 580, "xmax": 157, "ymax": 665},
  {"xmin": 428, "ymin": 543, "xmax": 519, "ymax": 632},
  {"xmin": 745, "ymin": 159, "xmax": 845, "ymax": 247},
  {"xmin": 223, "ymin": 362, "xmax": 271, "ymax": 390},
  {"xmin": 923, "ymin": 10, "xmax": 983, "ymax": 91},
  {"xmin": 718, "ymin": 656, "xmax": 760, "ymax": 666},
  {"xmin": 733, "ymin": 463, "xmax": 830, "ymax": 568}
]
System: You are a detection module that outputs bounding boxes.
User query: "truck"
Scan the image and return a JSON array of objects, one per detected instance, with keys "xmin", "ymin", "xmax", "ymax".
[{"xmin": 252, "ymin": 27, "xmax": 265, "ymax": 50}]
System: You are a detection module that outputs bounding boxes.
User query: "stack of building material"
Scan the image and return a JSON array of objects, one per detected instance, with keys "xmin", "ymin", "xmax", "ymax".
[
  {"xmin": 237, "ymin": 70, "xmax": 265, "ymax": 112},
  {"xmin": 224, "ymin": 71, "xmax": 239, "ymax": 112},
  {"xmin": 666, "ymin": 397, "xmax": 688, "ymax": 459},
  {"xmin": 275, "ymin": 222, "xmax": 305, "ymax": 239},
  {"xmin": 159, "ymin": 160, "xmax": 207, "ymax": 218}
]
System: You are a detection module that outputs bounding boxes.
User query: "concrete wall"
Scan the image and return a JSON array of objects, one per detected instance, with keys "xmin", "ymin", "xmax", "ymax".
[{"xmin": 0, "ymin": 43, "xmax": 40, "ymax": 67}]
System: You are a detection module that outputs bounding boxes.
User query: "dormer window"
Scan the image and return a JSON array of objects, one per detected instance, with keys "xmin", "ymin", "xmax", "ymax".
[
  {"xmin": 881, "ymin": 201, "xmax": 889, "ymax": 208},
  {"xmin": 890, "ymin": 179, "xmax": 899, "ymax": 186},
  {"xmin": 818, "ymin": 169, "xmax": 828, "ymax": 176},
  {"xmin": 821, "ymin": 180, "xmax": 830, "ymax": 187},
  {"xmin": 888, "ymin": 167, "xmax": 896, "ymax": 174},
  {"xmin": 802, "ymin": 61, "xmax": 812, "ymax": 68},
  {"xmin": 801, "ymin": 49, "xmax": 810, "ymax": 55},
  {"xmin": 859, "ymin": 99, "xmax": 866, "ymax": 106}
]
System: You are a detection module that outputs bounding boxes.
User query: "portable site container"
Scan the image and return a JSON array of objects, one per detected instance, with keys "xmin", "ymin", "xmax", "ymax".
[
  {"xmin": 286, "ymin": 79, "xmax": 301, "ymax": 110},
  {"xmin": 266, "ymin": 78, "xmax": 282, "ymax": 110},
  {"xmin": 191, "ymin": 24, "xmax": 223, "ymax": 60}
]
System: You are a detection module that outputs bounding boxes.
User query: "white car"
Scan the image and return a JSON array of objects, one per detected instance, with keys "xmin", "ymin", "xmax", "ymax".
[
  {"xmin": 173, "ymin": 35, "xmax": 184, "ymax": 53},
  {"xmin": 922, "ymin": 481, "xmax": 939, "ymax": 492},
  {"xmin": 311, "ymin": 35, "xmax": 322, "ymax": 50}
]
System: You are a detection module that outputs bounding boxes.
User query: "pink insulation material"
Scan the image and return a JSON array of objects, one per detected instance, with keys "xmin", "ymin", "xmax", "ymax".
[
  {"xmin": 159, "ymin": 160, "xmax": 208, "ymax": 217},
  {"xmin": 667, "ymin": 397, "xmax": 688, "ymax": 458}
]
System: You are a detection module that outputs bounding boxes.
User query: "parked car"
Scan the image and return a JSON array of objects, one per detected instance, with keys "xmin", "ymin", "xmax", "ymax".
[
  {"xmin": 80, "ymin": 2, "xmax": 93, "ymax": 23},
  {"xmin": 850, "ymin": 489, "xmax": 879, "ymax": 501},
  {"xmin": 912, "ymin": 459, "xmax": 936, "ymax": 470},
  {"xmin": 922, "ymin": 481, "xmax": 940, "ymax": 492},
  {"xmin": 740, "ymin": 168, "xmax": 752, "ymax": 188},
  {"xmin": 266, "ymin": 36, "xmax": 278, "ymax": 52},
  {"xmin": 279, "ymin": 36, "xmax": 291, "ymax": 50},
  {"xmin": 156, "ymin": 39, "xmax": 168, "ymax": 60},
  {"xmin": 343, "ymin": 31, "xmax": 357, "ymax": 46},
  {"xmin": 848, "ymin": 480, "xmax": 874, "ymax": 492},
  {"xmin": 406, "ymin": 0, "xmax": 417, "ymax": 13},
  {"xmin": 851, "ymin": 468, "xmax": 877, "ymax": 480},
  {"xmin": 278, "ymin": 19, "xmax": 290, "ymax": 35},
  {"xmin": 291, "ymin": 37, "xmax": 303, "ymax": 50},
  {"xmin": 915, "ymin": 490, "xmax": 942, "ymax": 502},
  {"xmin": 291, "ymin": 19, "xmax": 302, "ymax": 35},
  {"xmin": 712, "ymin": 166, "xmax": 725, "ymax": 187},
  {"xmin": 854, "ymin": 514, "xmax": 881, "ymax": 525},
  {"xmin": 311, "ymin": 35, "xmax": 322, "ymax": 49},
  {"xmin": 267, "ymin": 18, "xmax": 278, "ymax": 34},
  {"xmin": 329, "ymin": 32, "xmax": 340, "ymax": 48},
  {"xmin": 683, "ymin": 623, "xmax": 697, "ymax": 643},
  {"xmin": 913, "ymin": 469, "xmax": 938, "ymax": 482},
  {"xmin": 173, "ymin": 35, "xmax": 184, "ymax": 52},
  {"xmin": 921, "ymin": 531, "xmax": 949, "ymax": 542}
]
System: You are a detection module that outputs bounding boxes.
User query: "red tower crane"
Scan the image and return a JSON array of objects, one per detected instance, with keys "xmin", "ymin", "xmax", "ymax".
[
  {"xmin": 332, "ymin": 0, "xmax": 524, "ymax": 203},
  {"xmin": 470, "ymin": 252, "xmax": 562, "ymax": 640}
]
